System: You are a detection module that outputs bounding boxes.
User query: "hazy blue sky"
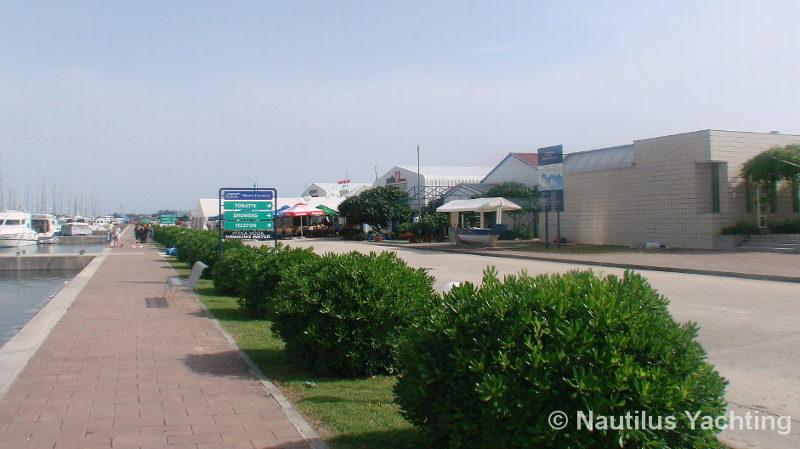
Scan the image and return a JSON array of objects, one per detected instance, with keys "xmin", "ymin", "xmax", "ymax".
[{"xmin": 1, "ymin": 1, "xmax": 799, "ymax": 214}]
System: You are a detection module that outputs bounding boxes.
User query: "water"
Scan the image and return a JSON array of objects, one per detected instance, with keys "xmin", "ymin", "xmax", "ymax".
[
  {"xmin": 0, "ymin": 270, "xmax": 80, "ymax": 348},
  {"xmin": 0, "ymin": 244, "xmax": 106, "ymax": 256}
]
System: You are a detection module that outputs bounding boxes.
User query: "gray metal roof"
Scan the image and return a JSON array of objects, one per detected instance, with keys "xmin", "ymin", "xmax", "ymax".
[{"xmin": 564, "ymin": 144, "xmax": 634, "ymax": 173}]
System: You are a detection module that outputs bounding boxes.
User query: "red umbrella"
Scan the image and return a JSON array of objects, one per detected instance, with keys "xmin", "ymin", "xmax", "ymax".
[
  {"xmin": 281, "ymin": 204, "xmax": 325, "ymax": 236},
  {"xmin": 281, "ymin": 203, "xmax": 326, "ymax": 217}
]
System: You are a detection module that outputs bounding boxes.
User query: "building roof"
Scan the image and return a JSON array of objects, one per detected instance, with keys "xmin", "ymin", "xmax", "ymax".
[
  {"xmin": 564, "ymin": 144, "xmax": 634, "ymax": 173},
  {"xmin": 396, "ymin": 165, "xmax": 492, "ymax": 177},
  {"xmin": 510, "ymin": 153, "xmax": 539, "ymax": 167}
]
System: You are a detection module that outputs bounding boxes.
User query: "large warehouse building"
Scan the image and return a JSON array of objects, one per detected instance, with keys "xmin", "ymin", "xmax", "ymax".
[{"xmin": 549, "ymin": 130, "xmax": 800, "ymax": 249}]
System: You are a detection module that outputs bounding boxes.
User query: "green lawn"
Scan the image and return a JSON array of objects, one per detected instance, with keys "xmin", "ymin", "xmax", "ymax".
[{"xmin": 170, "ymin": 261, "xmax": 425, "ymax": 449}]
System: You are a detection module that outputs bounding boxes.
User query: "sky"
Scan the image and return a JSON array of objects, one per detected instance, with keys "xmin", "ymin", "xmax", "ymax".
[{"xmin": 1, "ymin": 0, "xmax": 799, "ymax": 214}]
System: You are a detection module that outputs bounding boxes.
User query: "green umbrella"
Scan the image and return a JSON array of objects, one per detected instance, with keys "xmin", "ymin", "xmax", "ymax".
[{"xmin": 315, "ymin": 205, "xmax": 339, "ymax": 216}]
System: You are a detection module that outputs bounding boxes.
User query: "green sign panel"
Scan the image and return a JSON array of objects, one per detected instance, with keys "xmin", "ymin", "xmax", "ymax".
[
  {"xmin": 159, "ymin": 215, "xmax": 176, "ymax": 224},
  {"xmin": 223, "ymin": 201, "xmax": 273, "ymax": 211},
  {"xmin": 141, "ymin": 217, "xmax": 152, "ymax": 223},
  {"xmin": 224, "ymin": 211, "xmax": 273, "ymax": 220},
  {"xmin": 223, "ymin": 221, "xmax": 274, "ymax": 231}
]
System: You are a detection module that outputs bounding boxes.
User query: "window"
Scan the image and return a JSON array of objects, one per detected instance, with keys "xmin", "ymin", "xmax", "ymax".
[
  {"xmin": 745, "ymin": 180, "xmax": 753, "ymax": 213},
  {"xmin": 766, "ymin": 182, "xmax": 778, "ymax": 213},
  {"xmin": 711, "ymin": 163, "xmax": 721, "ymax": 213}
]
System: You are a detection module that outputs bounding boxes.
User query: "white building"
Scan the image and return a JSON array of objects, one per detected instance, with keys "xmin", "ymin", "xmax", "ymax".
[
  {"xmin": 481, "ymin": 153, "xmax": 540, "ymax": 186},
  {"xmin": 374, "ymin": 165, "xmax": 492, "ymax": 209},
  {"xmin": 301, "ymin": 182, "xmax": 372, "ymax": 198}
]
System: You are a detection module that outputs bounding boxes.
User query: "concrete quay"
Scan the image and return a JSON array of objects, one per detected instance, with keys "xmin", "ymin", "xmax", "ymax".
[
  {"xmin": 0, "ymin": 229, "xmax": 322, "ymax": 449},
  {"xmin": 0, "ymin": 254, "xmax": 96, "ymax": 271}
]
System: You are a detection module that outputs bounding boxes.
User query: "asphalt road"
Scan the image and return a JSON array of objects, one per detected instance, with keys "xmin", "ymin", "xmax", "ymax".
[{"xmin": 273, "ymin": 239, "xmax": 800, "ymax": 448}]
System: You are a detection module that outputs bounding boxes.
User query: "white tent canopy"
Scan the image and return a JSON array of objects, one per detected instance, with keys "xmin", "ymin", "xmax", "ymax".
[
  {"xmin": 436, "ymin": 197, "xmax": 522, "ymax": 213},
  {"xmin": 437, "ymin": 197, "xmax": 522, "ymax": 228}
]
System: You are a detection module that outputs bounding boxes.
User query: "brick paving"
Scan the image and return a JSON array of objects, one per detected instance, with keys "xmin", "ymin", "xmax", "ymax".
[{"xmin": 0, "ymin": 232, "xmax": 313, "ymax": 449}]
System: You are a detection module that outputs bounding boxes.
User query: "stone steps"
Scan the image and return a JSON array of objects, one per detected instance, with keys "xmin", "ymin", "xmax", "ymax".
[{"xmin": 738, "ymin": 234, "xmax": 799, "ymax": 253}]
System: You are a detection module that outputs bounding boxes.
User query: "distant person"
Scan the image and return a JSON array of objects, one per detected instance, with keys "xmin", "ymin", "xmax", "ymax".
[
  {"xmin": 106, "ymin": 222, "xmax": 114, "ymax": 247},
  {"xmin": 135, "ymin": 224, "xmax": 144, "ymax": 243},
  {"xmin": 113, "ymin": 226, "xmax": 121, "ymax": 247},
  {"xmin": 141, "ymin": 224, "xmax": 150, "ymax": 243}
]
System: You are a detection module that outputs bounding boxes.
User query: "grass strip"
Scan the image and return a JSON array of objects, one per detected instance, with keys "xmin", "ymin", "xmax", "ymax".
[{"xmin": 168, "ymin": 259, "xmax": 425, "ymax": 449}]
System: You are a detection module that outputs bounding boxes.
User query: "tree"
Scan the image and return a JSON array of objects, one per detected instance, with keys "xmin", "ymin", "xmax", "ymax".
[
  {"xmin": 475, "ymin": 182, "xmax": 538, "ymax": 234},
  {"xmin": 339, "ymin": 186, "xmax": 413, "ymax": 233},
  {"xmin": 741, "ymin": 145, "xmax": 800, "ymax": 222},
  {"xmin": 741, "ymin": 144, "xmax": 800, "ymax": 183}
]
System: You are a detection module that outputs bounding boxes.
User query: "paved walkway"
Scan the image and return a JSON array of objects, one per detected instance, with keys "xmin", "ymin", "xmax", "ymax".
[
  {"xmin": 377, "ymin": 242, "xmax": 800, "ymax": 282},
  {"xmin": 0, "ymin": 231, "xmax": 318, "ymax": 449}
]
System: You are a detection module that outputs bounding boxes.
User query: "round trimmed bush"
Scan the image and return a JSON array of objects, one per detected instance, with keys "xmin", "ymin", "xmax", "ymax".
[
  {"xmin": 238, "ymin": 244, "xmax": 320, "ymax": 318},
  {"xmin": 394, "ymin": 269, "xmax": 727, "ymax": 449},
  {"xmin": 269, "ymin": 251, "xmax": 435, "ymax": 376},
  {"xmin": 212, "ymin": 244, "xmax": 260, "ymax": 296}
]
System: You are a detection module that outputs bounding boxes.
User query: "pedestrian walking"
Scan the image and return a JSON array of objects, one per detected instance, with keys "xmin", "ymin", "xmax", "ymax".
[{"xmin": 113, "ymin": 226, "xmax": 121, "ymax": 247}]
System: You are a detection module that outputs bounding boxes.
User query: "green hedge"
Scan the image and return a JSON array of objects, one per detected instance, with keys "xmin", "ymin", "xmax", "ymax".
[
  {"xmin": 394, "ymin": 269, "xmax": 727, "ymax": 449},
  {"xmin": 238, "ymin": 245, "xmax": 320, "ymax": 318},
  {"xmin": 153, "ymin": 226, "xmax": 241, "ymax": 278},
  {"xmin": 269, "ymin": 251, "xmax": 435, "ymax": 376},
  {"xmin": 212, "ymin": 244, "xmax": 260, "ymax": 296}
]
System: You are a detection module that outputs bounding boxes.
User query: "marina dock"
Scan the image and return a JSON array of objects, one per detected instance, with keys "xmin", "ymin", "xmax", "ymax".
[{"xmin": 0, "ymin": 228, "xmax": 319, "ymax": 449}]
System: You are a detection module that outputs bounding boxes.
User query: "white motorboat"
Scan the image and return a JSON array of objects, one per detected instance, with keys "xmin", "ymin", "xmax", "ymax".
[
  {"xmin": 0, "ymin": 210, "xmax": 39, "ymax": 247},
  {"xmin": 32, "ymin": 214, "xmax": 61, "ymax": 244},
  {"xmin": 61, "ymin": 216, "xmax": 93, "ymax": 236}
]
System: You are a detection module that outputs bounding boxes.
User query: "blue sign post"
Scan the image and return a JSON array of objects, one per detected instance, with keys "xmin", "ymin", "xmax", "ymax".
[
  {"xmin": 537, "ymin": 145, "xmax": 564, "ymax": 248},
  {"xmin": 218, "ymin": 187, "xmax": 278, "ymax": 259}
]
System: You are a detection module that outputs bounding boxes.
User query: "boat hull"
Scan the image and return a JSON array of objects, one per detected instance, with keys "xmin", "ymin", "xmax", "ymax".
[
  {"xmin": 0, "ymin": 233, "xmax": 38, "ymax": 248},
  {"xmin": 61, "ymin": 223, "xmax": 93, "ymax": 236}
]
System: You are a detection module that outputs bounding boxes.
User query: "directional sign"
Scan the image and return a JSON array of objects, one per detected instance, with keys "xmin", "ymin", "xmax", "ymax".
[
  {"xmin": 159, "ymin": 215, "xmax": 176, "ymax": 224},
  {"xmin": 224, "ymin": 211, "xmax": 273, "ymax": 220},
  {"xmin": 219, "ymin": 187, "xmax": 278, "ymax": 249},
  {"xmin": 223, "ymin": 221, "xmax": 274, "ymax": 231},
  {"xmin": 223, "ymin": 201, "xmax": 273, "ymax": 211},
  {"xmin": 222, "ymin": 190, "xmax": 274, "ymax": 201},
  {"xmin": 224, "ymin": 231, "xmax": 274, "ymax": 240}
]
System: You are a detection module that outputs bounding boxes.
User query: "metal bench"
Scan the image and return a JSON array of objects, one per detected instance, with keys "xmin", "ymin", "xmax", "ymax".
[{"xmin": 163, "ymin": 260, "xmax": 208, "ymax": 298}]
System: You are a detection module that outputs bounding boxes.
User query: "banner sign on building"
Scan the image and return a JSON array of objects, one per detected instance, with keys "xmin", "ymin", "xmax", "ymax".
[
  {"xmin": 218, "ymin": 187, "xmax": 277, "ymax": 244},
  {"xmin": 537, "ymin": 145, "xmax": 564, "ymax": 212}
]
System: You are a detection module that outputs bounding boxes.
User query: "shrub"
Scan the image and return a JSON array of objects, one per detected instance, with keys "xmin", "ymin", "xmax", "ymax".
[
  {"xmin": 238, "ymin": 245, "xmax": 320, "ymax": 318},
  {"xmin": 340, "ymin": 228, "xmax": 367, "ymax": 240},
  {"xmin": 157, "ymin": 227, "xmax": 241, "ymax": 278},
  {"xmin": 769, "ymin": 219, "xmax": 800, "ymax": 234},
  {"xmin": 720, "ymin": 222, "xmax": 762, "ymax": 235},
  {"xmin": 501, "ymin": 225, "xmax": 533, "ymax": 240},
  {"xmin": 212, "ymin": 244, "xmax": 260, "ymax": 296},
  {"xmin": 395, "ymin": 269, "xmax": 727, "ymax": 449},
  {"xmin": 269, "ymin": 251, "xmax": 435, "ymax": 376}
]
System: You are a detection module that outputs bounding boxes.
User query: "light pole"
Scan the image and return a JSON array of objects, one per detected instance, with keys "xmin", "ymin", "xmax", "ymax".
[{"xmin": 416, "ymin": 145, "xmax": 422, "ymax": 215}]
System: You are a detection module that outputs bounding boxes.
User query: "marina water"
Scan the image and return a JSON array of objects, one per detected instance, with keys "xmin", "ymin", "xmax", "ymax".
[{"xmin": 0, "ymin": 244, "xmax": 105, "ymax": 348}]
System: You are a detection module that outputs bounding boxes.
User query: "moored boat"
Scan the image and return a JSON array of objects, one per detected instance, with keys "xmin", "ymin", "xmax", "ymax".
[
  {"xmin": 61, "ymin": 216, "xmax": 93, "ymax": 236},
  {"xmin": 32, "ymin": 214, "xmax": 61, "ymax": 244},
  {"xmin": 0, "ymin": 210, "xmax": 39, "ymax": 247}
]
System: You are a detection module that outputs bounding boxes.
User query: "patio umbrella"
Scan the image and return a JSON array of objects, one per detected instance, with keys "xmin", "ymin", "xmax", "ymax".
[
  {"xmin": 315, "ymin": 205, "xmax": 339, "ymax": 216},
  {"xmin": 281, "ymin": 203, "xmax": 326, "ymax": 232},
  {"xmin": 274, "ymin": 205, "xmax": 291, "ymax": 218},
  {"xmin": 281, "ymin": 203, "xmax": 326, "ymax": 217}
]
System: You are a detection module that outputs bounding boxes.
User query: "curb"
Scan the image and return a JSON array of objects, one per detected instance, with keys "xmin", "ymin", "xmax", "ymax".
[
  {"xmin": 375, "ymin": 243, "xmax": 800, "ymax": 284},
  {"xmin": 0, "ymin": 247, "xmax": 111, "ymax": 399}
]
